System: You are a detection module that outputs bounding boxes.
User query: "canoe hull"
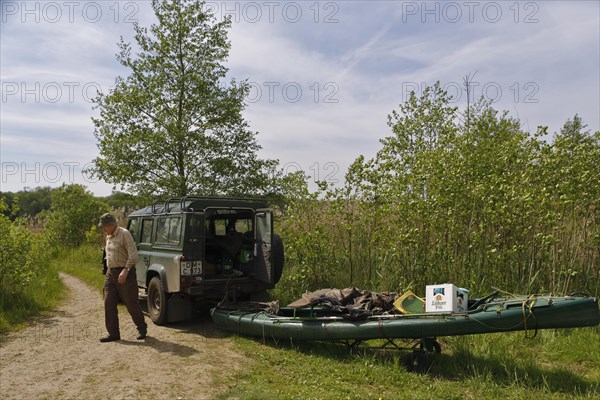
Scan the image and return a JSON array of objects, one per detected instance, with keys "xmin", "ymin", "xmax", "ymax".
[{"xmin": 211, "ymin": 296, "xmax": 600, "ymax": 341}]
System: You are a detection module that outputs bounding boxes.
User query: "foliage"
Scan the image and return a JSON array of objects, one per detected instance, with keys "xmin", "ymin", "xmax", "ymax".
[
  {"xmin": 100, "ymin": 191, "xmax": 144, "ymax": 212},
  {"xmin": 276, "ymin": 83, "xmax": 600, "ymax": 300},
  {"xmin": 0, "ymin": 199, "xmax": 62, "ymax": 331},
  {"xmin": 89, "ymin": 0, "xmax": 279, "ymax": 198},
  {"xmin": 0, "ymin": 200, "xmax": 37, "ymax": 293},
  {"xmin": 41, "ymin": 184, "xmax": 109, "ymax": 248},
  {"xmin": 1, "ymin": 186, "xmax": 53, "ymax": 221},
  {"xmin": 0, "ymin": 184, "xmax": 108, "ymax": 331}
]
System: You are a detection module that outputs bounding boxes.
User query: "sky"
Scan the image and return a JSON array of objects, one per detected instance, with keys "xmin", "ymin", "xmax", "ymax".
[{"xmin": 1, "ymin": 0, "xmax": 599, "ymax": 196}]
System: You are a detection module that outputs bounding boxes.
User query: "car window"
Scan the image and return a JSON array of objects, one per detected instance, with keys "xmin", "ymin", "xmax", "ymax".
[
  {"xmin": 156, "ymin": 217, "xmax": 181, "ymax": 245},
  {"xmin": 235, "ymin": 219, "xmax": 252, "ymax": 233},
  {"xmin": 141, "ymin": 219, "xmax": 153, "ymax": 243},
  {"xmin": 168, "ymin": 217, "xmax": 182, "ymax": 245},
  {"xmin": 214, "ymin": 219, "xmax": 226, "ymax": 236},
  {"xmin": 128, "ymin": 218, "xmax": 140, "ymax": 242},
  {"xmin": 187, "ymin": 215, "xmax": 202, "ymax": 240}
]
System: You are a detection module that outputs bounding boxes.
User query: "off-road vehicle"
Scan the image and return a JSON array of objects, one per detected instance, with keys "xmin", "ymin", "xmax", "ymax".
[{"xmin": 126, "ymin": 196, "xmax": 284, "ymax": 324}]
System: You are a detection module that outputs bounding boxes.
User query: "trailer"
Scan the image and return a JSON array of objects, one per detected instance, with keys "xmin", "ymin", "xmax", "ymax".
[{"xmin": 211, "ymin": 292, "xmax": 600, "ymax": 372}]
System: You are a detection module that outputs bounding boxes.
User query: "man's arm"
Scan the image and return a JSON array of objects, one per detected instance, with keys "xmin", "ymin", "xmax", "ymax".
[
  {"xmin": 123, "ymin": 229, "xmax": 138, "ymax": 269},
  {"xmin": 101, "ymin": 248, "xmax": 107, "ymax": 275},
  {"xmin": 118, "ymin": 229, "xmax": 138, "ymax": 284}
]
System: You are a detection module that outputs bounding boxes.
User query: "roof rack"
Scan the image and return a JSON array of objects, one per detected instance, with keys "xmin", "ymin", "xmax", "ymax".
[
  {"xmin": 179, "ymin": 195, "xmax": 262, "ymax": 210},
  {"xmin": 151, "ymin": 199, "xmax": 166, "ymax": 214},
  {"xmin": 149, "ymin": 196, "xmax": 266, "ymax": 215},
  {"xmin": 151, "ymin": 197, "xmax": 182, "ymax": 214}
]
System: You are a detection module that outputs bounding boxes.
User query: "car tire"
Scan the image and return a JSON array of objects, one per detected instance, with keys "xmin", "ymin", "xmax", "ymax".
[
  {"xmin": 147, "ymin": 277, "xmax": 167, "ymax": 325},
  {"xmin": 272, "ymin": 234, "xmax": 284, "ymax": 284},
  {"xmin": 249, "ymin": 290, "xmax": 272, "ymax": 302}
]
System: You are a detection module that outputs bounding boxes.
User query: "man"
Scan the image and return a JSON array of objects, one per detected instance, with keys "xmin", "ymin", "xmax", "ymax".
[{"xmin": 98, "ymin": 213, "xmax": 148, "ymax": 342}]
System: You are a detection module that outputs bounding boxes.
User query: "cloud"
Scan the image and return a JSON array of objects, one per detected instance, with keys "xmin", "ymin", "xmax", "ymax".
[{"xmin": 1, "ymin": 1, "xmax": 598, "ymax": 196}]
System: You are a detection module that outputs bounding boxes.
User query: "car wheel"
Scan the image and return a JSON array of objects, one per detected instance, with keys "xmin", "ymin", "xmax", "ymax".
[
  {"xmin": 249, "ymin": 290, "xmax": 272, "ymax": 302},
  {"xmin": 147, "ymin": 277, "xmax": 167, "ymax": 325}
]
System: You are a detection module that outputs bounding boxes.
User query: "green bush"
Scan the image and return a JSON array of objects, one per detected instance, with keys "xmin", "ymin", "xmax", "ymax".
[
  {"xmin": 41, "ymin": 184, "xmax": 109, "ymax": 248},
  {"xmin": 0, "ymin": 200, "xmax": 62, "ymax": 331}
]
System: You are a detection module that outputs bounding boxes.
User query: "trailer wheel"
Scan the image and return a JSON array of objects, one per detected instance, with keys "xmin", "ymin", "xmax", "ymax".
[
  {"xmin": 420, "ymin": 338, "xmax": 442, "ymax": 354},
  {"xmin": 147, "ymin": 277, "xmax": 167, "ymax": 325},
  {"xmin": 403, "ymin": 350, "xmax": 431, "ymax": 373}
]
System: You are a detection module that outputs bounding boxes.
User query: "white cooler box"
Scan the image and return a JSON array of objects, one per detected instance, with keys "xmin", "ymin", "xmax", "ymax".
[{"xmin": 425, "ymin": 284, "xmax": 469, "ymax": 313}]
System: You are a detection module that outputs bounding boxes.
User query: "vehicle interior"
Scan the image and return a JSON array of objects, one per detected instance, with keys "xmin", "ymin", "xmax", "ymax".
[{"xmin": 203, "ymin": 209, "xmax": 256, "ymax": 277}]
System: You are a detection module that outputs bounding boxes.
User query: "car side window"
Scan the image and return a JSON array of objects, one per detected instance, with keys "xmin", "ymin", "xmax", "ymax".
[
  {"xmin": 141, "ymin": 219, "xmax": 153, "ymax": 243},
  {"xmin": 168, "ymin": 217, "xmax": 182, "ymax": 245},
  {"xmin": 156, "ymin": 218, "xmax": 169, "ymax": 243},
  {"xmin": 128, "ymin": 218, "xmax": 140, "ymax": 242},
  {"xmin": 155, "ymin": 217, "xmax": 181, "ymax": 245}
]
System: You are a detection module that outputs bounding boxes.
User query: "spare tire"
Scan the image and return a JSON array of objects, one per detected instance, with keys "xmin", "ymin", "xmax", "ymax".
[{"xmin": 272, "ymin": 234, "xmax": 284, "ymax": 284}]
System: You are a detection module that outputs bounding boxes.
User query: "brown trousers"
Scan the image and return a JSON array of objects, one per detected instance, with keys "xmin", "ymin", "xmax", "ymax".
[{"xmin": 104, "ymin": 267, "xmax": 147, "ymax": 337}]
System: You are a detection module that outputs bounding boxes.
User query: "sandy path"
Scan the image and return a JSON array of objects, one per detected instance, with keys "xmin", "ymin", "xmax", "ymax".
[{"xmin": 0, "ymin": 273, "xmax": 247, "ymax": 400}]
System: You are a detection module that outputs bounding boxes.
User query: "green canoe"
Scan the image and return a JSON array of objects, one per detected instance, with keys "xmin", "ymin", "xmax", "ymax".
[{"xmin": 211, "ymin": 295, "xmax": 600, "ymax": 342}]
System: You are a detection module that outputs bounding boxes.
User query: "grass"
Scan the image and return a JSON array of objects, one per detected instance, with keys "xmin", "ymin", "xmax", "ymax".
[
  {"xmin": 39, "ymin": 245, "xmax": 600, "ymax": 399},
  {"xmin": 217, "ymin": 327, "xmax": 600, "ymax": 400},
  {"xmin": 0, "ymin": 262, "xmax": 64, "ymax": 333},
  {"xmin": 56, "ymin": 245, "xmax": 105, "ymax": 291},
  {"xmin": 1, "ymin": 244, "xmax": 103, "ymax": 333}
]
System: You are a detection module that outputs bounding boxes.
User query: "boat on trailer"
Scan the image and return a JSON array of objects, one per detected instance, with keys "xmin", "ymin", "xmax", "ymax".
[{"xmin": 211, "ymin": 294, "xmax": 599, "ymax": 342}]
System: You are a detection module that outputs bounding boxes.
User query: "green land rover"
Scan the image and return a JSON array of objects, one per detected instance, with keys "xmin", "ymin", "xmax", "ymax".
[{"xmin": 126, "ymin": 196, "xmax": 284, "ymax": 324}]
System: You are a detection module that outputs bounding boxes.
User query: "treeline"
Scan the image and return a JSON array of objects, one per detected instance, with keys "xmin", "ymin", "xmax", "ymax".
[
  {"xmin": 275, "ymin": 84, "xmax": 599, "ymax": 302},
  {"xmin": 1, "ymin": 187, "xmax": 142, "ymax": 222}
]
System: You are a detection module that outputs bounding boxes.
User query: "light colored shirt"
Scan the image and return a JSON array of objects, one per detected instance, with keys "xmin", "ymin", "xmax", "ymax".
[{"xmin": 105, "ymin": 227, "xmax": 138, "ymax": 269}]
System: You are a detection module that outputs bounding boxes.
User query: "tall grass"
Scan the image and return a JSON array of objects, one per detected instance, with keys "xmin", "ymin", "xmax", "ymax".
[{"xmin": 273, "ymin": 98, "xmax": 599, "ymax": 303}]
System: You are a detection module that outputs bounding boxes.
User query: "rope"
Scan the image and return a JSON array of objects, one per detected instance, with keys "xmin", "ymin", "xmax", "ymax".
[
  {"xmin": 468, "ymin": 315, "xmax": 532, "ymax": 332},
  {"xmin": 522, "ymin": 296, "xmax": 538, "ymax": 338},
  {"xmin": 216, "ymin": 273, "xmax": 235, "ymax": 308},
  {"xmin": 467, "ymin": 295, "xmax": 539, "ymax": 335}
]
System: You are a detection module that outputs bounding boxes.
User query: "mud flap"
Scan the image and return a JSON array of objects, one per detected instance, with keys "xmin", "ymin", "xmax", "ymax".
[{"xmin": 167, "ymin": 293, "xmax": 192, "ymax": 323}]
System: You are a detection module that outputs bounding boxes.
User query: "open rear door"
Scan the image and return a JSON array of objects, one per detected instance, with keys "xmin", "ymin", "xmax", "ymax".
[{"xmin": 254, "ymin": 209, "xmax": 273, "ymax": 284}]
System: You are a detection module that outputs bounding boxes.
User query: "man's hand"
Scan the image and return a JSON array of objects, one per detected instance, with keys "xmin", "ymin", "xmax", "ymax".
[{"xmin": 118, "ymin": 269, "xmax": 129, "ymax": 284}]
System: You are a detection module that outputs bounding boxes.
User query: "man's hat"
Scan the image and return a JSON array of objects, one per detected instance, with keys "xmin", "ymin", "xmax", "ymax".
[{"xmin": 98, "ymin": 213, "xmax": 117, "ymax": 228}]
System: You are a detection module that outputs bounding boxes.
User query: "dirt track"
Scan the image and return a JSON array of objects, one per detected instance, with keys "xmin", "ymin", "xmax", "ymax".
[{"xmin": 0, "ymin": 273, "xmax": 247, "ymax": 400}]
